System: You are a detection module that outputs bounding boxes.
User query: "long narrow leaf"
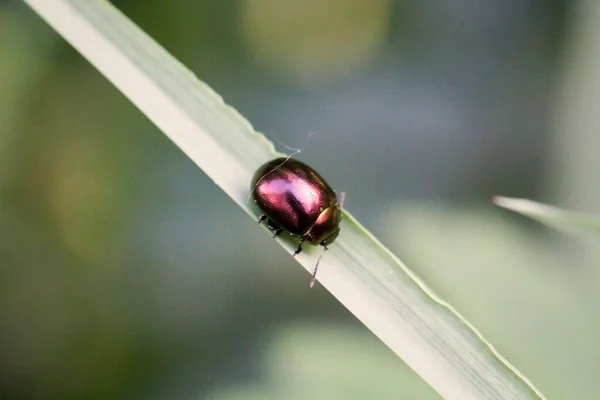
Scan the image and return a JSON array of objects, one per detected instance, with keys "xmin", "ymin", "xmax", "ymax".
[
  {"xmin": 22, "ymin": 1, "xmax": 547, "ymax": 399},
  {"xmin": 494, "ymin": 196, "xmax": 600, "ymax": 235}
]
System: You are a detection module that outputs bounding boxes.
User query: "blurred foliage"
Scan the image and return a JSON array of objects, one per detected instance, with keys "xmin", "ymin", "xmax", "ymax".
[
  {"xmin": 381, "ymin": 202, "xmax": 600, "ymax": 399},
  {"xmin": 239, "ymin": 0, "xmax": 393, "ymax": 85},
  {"xmin": 2, "ymin": 0, "xmax": 596, "ymax": 399},
  {"xmin": 207, "ymin": 323, "xmax": 438, "ymax": 400}
]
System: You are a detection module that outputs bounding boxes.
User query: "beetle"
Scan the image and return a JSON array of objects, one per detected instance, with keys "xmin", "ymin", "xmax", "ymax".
[{"xmin": 250, "ymin": 157, "xmax": 343, "ymax": 287}]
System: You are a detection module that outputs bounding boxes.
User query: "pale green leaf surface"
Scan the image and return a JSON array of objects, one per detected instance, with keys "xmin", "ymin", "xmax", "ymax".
[
  {"xmin": 494, "ymin": 196, "xmax": 600, "ymax": 234},
  {"xmin": 22, "ymin": 0, "xmax": 547, "ymax": 399}
]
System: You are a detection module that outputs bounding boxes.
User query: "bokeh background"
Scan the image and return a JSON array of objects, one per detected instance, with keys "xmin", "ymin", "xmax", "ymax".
[{"xmin": 2, "ymin": 0, "xmax": 599, "ymax": 399}]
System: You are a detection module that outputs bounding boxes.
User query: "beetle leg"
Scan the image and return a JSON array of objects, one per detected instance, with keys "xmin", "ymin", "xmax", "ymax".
[
  {"xmin": 267, "ymin": 219, "xmax": 280, "ymax": 231},
  {"xmin": 293, "ymin": 237, "xmax": 306, "ymax": 256},
  {"xmin": 272, "ymin": 228, "xmax": 284, "ymax": 238},
  {"xmin": 266, "ymin": 219, "xmax": 283, "ymax": 238},
  {"xmin": 257, "ymin": 214, "xmax": 267, "ymax": 224}
]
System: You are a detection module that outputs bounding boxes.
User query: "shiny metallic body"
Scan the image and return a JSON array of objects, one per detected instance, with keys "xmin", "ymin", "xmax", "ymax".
[{"xmin": 251, "ymin": 158, "xmax": 341, "ymax": 247}]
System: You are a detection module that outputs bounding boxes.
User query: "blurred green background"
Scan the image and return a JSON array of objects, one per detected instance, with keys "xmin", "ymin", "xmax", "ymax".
[{"xmin": 1, "ymin": 0, "xmax": 599, "ymax": 399}]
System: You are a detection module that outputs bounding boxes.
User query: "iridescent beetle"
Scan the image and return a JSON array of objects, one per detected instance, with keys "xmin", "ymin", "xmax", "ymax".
[{"xmin": 251, "ymin": 158, "xmax": 343, "ymax": 287}]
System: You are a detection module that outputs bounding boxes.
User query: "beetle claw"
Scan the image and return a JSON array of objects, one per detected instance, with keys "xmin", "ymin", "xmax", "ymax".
[
  {"xmin": 293, "ymin": 237, "xmax": 305, "ymax": 256},
  {"xmin": 272, "ymin": 228, "xmax": 284, "ymax": 238}
]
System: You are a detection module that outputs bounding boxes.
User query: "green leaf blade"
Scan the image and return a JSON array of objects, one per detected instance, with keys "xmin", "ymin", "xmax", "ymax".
[{"xmin": 494, "ymin": 196, "xmax": 600, "ymax": 234}]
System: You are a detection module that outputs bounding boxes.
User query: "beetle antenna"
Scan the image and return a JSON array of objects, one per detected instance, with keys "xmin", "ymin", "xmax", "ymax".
[
  {"xmin": 339, "ymin": 191, "xmax": 346, "ymax": 209},
  {"xmin": 309, "ymin": 246, "xmax": 328, "ymax": 288},
  {"xmin": 276, "ymin": 141, "xmax": 304, "ymax": 155}
]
